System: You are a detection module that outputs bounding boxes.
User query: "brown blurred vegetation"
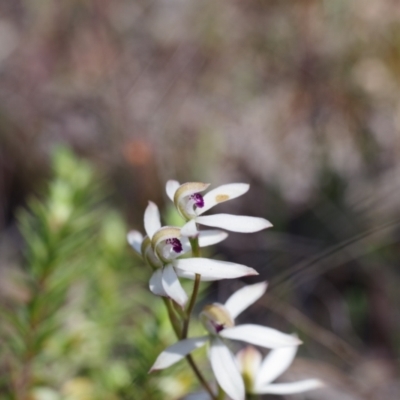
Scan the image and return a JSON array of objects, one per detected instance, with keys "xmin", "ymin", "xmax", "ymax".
[{"xmin": 1, "ymin": 0, "xmax": 400, "ymax": 399}]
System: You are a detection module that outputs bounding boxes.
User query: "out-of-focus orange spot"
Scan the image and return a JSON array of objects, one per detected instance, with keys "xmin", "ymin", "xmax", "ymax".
[{"xmin": 123, "ymin": 140, "xmax": 153, "ymax": 166}]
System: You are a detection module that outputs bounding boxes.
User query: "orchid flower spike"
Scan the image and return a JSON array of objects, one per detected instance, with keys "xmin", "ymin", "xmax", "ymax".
[
  {"xmin": 236, "ymin": 345, "xmax": 324, "ymax": 395},
  {"xmin": 149, "ymin": 282, "xmax": 301, "ymax": 400},
  {"xmin": 166, "ymin": 180, "xmax": 273, "ymax": 237},
  {"xmin": 132, "ymin": 201, "xmax": 259, "ymax": 308}
]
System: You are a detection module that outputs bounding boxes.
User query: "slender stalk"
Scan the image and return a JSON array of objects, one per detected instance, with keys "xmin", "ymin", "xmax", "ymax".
[
  {"xmin": 163, "ymin": 297, "xmax": 216, "ymax": 399},
  {"xmin": 186, "ymin": 354, "xmax": 217, "ymax": 400},
  {"xmin": 190, "ymin": 236, "xmax": 200, "ymax": 257},
  {"xmin": 181, "ymin": 273, "xmax": 201, "ymax": 338},
  {"xmin": 181, "ymin": 236, "xmax": 201, "ymax": 339},
  {"xmin": 180, "ymin": 235, "xmax": 219, "ymax": 398},
  {"xmin": 163, "ymin": 297, "xmax": 216, "ymax": 398},
  {"xmin": 159, "ymin": 231, "xmax": 218, "ymax": 398},
  {"xmin": 162, "ymin": 298, "xmax": 181, "ymax": 338}
]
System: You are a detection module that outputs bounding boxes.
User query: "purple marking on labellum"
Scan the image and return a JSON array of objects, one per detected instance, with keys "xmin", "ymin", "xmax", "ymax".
[
  {"xmin": 166, "ymin": 238, "xmax": 183, "ymax": 253},
  {"xmin": 190, "ymin": 193, "xmax": 204, "ymax": 208},
  {"xmin": 212, "ymin": 321, "xmax": 225, "ymax": 333}
]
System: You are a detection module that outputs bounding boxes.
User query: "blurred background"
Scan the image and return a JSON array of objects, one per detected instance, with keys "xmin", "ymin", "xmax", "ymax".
[{"xmin": 1, "ymin": 0, "xmax": 400, "ymax": 399}]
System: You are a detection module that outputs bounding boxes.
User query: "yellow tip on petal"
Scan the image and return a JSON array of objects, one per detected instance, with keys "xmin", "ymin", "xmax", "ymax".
[{"xmin": 215, "ymin": 194, "xmax": 230, "ymax": 203}]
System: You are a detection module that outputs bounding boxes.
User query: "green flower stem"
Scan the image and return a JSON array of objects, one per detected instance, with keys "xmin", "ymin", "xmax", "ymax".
[
  {"xmin": 181, "ymin": 273, "xmax": 201, "ymax": 339},
  {"xmin": 160, "ymin": 239, "xmax": 216, "ymax": 399},
  {"xmin": 181, "ymin": 236, "xmax": 201, "ymax": 339},
  {"xmin": 163, "ymin": 297, "xmax": 216, "ymax": 399},
  {"xmin": 162, "ymin": 298, "xmax": 181, "ymax": 338},
  {"xmin": 186, "ymin": 354, "xmax": 217, "ymax": 400},
  {"xmin": 189, "ymin": 236, "xmax": 200, "ymax": 257},
  {"xmin": 180, "ymin": 235, "xmax": 218, "ymax": 399},
  {"xmin": 246, "ymin": 394, "xmax": 259, "ymax": 400}
]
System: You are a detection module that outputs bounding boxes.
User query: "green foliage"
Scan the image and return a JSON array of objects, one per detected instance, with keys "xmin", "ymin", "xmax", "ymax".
[{"xmin": 0, "ymin": 148, "xmax": 187, "ymax": 400}]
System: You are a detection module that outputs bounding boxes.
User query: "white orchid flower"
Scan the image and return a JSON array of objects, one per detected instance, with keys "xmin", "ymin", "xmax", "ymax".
[
  {"xmin": 128, "ymin": 202, "xmax": 259, "ymax": 307},
  {"xmin": 150, "ymin": 282, "xmax": 301, "ymax": 400},
  {"xmin": 166, "ymin": 180, "xmax": 273, "ymax": 237},
  {"xmin": 128, "ymin": 225, "xmax": 191, "ymax": 307},
  {"xmin": 127, "ymin": 205, "xmax": 227, "ymax": 266},
  {"xmin": 236, "ymin": 345, "xmax": 324, "ymax": 396}
]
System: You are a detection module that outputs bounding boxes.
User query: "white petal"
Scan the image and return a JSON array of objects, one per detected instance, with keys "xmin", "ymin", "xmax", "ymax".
[
  {"xmin": 174, "ymin": 258, "xmax": 258, "ymax": 281},
  {"xmin": 180, "ymin": 229, "xmax": 228, "ymax": 250},
  {"xmin": 219, "ymin": 325, "xmax": 302, "ymax": 349},
  {"xmin": 149, "ymin": 336, "xmax": 209, "ymax": 372},
  {"xmin": 255, "ymin": 379, "xmax": 324, "ymax": 395},
  {"xmin": 224, "ymin": 282, "xmax": 268, "ymax": 320},
  {"xmin": 195, "ymin": 214, "xmax": 273, "ymax": 233},
  {"xmin": 161, "ymin": 265, "xmax": 188, "ymax": 307},
  {"xmin": 209, "ymin": 337, "xmax": 245, "ymax": 400},
  {"xmin": 149, "ymin": 270, "xmax": 168, "ymax": 297},
  {"xmin": 255, "ymin": 345, "xmax": 297, "ymax": 388},
  {"xmin": 144, "ymin": 201, "xmax": 162, "ymax": 239},
  {"xmin": 199, "ymin": 183, "xmax": 250, "ymax": 215},
  {"xmin": 181, "ymin": 219, "xmax": 199, "ymax": 237},
  {"xmin": 127, "ymin": 230, "xmax": 143, "ymax": 255},
  {"xmin": 198, "ymin": 230, "xmax": 229, "ymax": 247},
  {"xmin": 166, "ymin": 180, "xmax": 180, "ymax": 202}
]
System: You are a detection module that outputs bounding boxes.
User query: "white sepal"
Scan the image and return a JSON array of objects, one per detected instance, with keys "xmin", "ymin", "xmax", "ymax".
[
  {"xmin": 199, "ymin": 183, "xmax": 250, "ymax": 215},
  {"xmin": 144, "ymin": 201, "xmax": 162, "ymax": 239},
  {"xmin": 255, "ymin": 344, "xmax": 297, "ymax": 388},
  {"xmin": 173, "ymin": 258, "xmax": 258, "ymax": 281},
  {"xmin": 255, "ymin": 379, "xmax": 324, "ymax": 395},
  {"xmin": 161, "ymin": 264, "xmax": 188, "ymax": 307},
  {"xmin": 219, "ymin": 325, "xmax": 302, "ymax": 349},
  {"xmin": 195, "ymin": 214, "xmax": 273, "ymax": 233},
  {"xmin": 209, "ymin": 337, "xmax": 245, "ymax": 400},
  {"xmin": 149, "ymin": 270, "xmax": 168, "ymax": 297},
  {"xmin": 166, "ymin": 180, "xmax": 180, "ymax": 202},
  {"xmin": 224, "ymin": 282, "xmax": 268, "ymax": 320},
  {"xmin": 127, "ymin": 230, "xmax": 143, "ymax": 255},
  {"xmin": 149, "ymin": 336, "xmax": 208, "ymax": 372},
  {"xmin": 181, "ymin": 219, "xmax": 198, "ymax": 237},
  {"xmin": 198, "ymin": 230, "xmax": 228, "ymax": 247}
]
